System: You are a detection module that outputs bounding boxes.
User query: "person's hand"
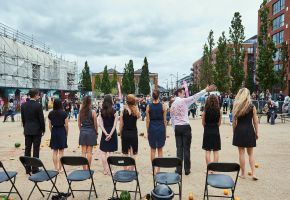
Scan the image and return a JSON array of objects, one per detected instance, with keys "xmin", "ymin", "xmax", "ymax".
[
  {"xmin": 256, "ymin": 133, "xmax": 259, "ymax": 140},
  {"xmin": 105, "ymin": 135, "xmax": 112, "ymax": 141},
  {"xmin": 205, "ymin": 85, "xmax": 216, "ymax": 93},
  {"xmin": 144, "ymin": 132, "xmax": 148, "ymax": 139}
]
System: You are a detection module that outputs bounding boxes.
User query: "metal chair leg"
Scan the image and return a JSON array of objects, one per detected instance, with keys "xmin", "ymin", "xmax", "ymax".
[
  {"xmin": 11, "ymin": 177, "xmax": 23, "ymax": 200},
  {"xmin": 91, "ymin": 179, "xmax": 98, "ymax": 198},
  {"xmin": 47, "ymin": 176, "xmax": 59, "ymax": 200}
]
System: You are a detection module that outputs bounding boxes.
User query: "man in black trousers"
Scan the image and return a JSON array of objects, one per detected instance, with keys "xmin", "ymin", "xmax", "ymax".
[{"xmin": 21, "ymin": 88, "xmax": 45, "ymax": 174}]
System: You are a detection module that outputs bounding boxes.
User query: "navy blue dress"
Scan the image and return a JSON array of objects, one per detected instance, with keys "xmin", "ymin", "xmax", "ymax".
[
  {"xmin": 48, "ymin": 110, "xmax": 68, "ymax": 150},
  {"xmin": 148, "ymin": 102, "xmax": 165, "ymax": 149},
  {"xmin": 100, "ymin": 111, "xmax": 118, "ymax": 152}
]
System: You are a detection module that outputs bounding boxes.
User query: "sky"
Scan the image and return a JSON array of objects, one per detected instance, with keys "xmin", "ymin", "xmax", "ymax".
[{"xmin": 0, "ymin": 0, "xmax": 262, "ymax": 88}]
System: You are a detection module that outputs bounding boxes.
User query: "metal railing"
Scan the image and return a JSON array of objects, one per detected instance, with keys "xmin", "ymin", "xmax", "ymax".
[{"xmin": 0, "ymin": 22, "xmax": 50, "ymax": 53}]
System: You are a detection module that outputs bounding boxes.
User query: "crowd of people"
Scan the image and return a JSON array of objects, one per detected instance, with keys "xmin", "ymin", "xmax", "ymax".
[{"xmin": 17, "ymin": 85, "xmax": 265, "ymax": 184}]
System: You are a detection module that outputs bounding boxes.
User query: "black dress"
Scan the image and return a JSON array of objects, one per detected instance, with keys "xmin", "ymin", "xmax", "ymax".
[
  {"xmin": 48, "ymin": 110, "xmax": 68, "ymax": 150},
  {"xmin": 121, "ymin": 109, "xmax": 138, "ymax": 155},
  {"xmin": 233, "ymin": 105, "xmax": 256, "ymax": 147},
  {"xmin": 202, "ymin": 110, "xmax": 221, "ymax": 151},
  {"xmin": 100, "ymin": 110, "xmax": 118, "ymax": 152},
  {"xmin": 79, "ymin": 109, "xmax": 97, "ymax": 146}
]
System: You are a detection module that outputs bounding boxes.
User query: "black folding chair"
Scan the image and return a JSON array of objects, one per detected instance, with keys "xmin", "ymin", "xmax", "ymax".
[
  {"xmin": 152, "ymin": 157, "xmax": 182, "ymax": 200},
  {"xmin": 203, "ymin": 162, "xmax": 240, "ymax": 200},
  {"xmin": 19, "ymin": 156, "xmax": 60, "ymax": 200},
  {"xmin": 60, "ymin": 156, "xmax": 98, "ymax": 199},
  {"xmin": 107, "ymin": 156, "xmax": 141, "ymax": 200},
  {"xmin": 0, "ymin": 161, "xmax": 22, "ymax": 200}
]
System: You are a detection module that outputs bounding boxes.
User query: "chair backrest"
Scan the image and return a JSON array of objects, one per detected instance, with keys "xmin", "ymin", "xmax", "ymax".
[
  {"xmin": 107, "ymin": 156, "xmax": 135, "ymax": 167},
  {"xmin": 60, "ymin": 156, "xmax": 89, "ymax": 166},
  {"xmin": 207, "ymin": 162, "xmax": 240, "ymax": 172},
  {"xmin": 19, "ymin": 156, "xmax": 44, "ymax": 168},
  {"xmin": 152, "ymin": 157, "xmax": 182, "ymax": 168}
]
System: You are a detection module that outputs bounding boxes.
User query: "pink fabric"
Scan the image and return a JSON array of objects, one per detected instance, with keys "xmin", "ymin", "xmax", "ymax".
[{"xmin": 170, "ymin": 90, "xmax": 206, "ymax": 126}]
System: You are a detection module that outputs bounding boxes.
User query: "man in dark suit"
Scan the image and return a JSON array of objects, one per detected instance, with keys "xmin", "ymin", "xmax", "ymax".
[{"xmin": 21, "ymin": 88, "xmax": 45, "ymax": 174}]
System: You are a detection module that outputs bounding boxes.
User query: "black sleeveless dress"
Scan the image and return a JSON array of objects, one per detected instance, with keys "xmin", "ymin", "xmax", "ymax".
[
  {"xmin": 121, "ymin": 109, "xmax": 138, "ymax": 155},
  {"xmin": 233, "ymin": 105, "xmax": 256, "ymax": 147},
  {"xmin": 202, "ymin": 110, "xmax": 221, "ymax": 151},
  {"xmin": 100, "ymin": 110, "xmax": 118, "ymax": 152}
]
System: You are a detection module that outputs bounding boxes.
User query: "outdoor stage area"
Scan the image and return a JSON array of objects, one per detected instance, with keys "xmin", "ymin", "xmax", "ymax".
[{"xmin": 0, "ymin": 112, "xmax": 289, "ymax": 200}]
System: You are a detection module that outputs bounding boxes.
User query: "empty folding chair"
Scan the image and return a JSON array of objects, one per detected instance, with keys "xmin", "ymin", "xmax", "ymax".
[
  {"xmin": 152, "ymin": 157, "xmax": 182, "ymax": 200},
  {"xmin": 19, "ymin": 156, "xmax": 60, "ymax": 200},
  {"xmin": 60, "ymin": 156, "xmax": 97, "ymax": 199},
  {"xmin": 0, "ymin": 161, "xmax": 22, "ymax": 200},
  {"xmin": 203, "ymin": 162, "xmax": 240, "ymax": 200},
  {"xmin": 107, "ymin": 156, "xmax": 141, "ymax": 200}
]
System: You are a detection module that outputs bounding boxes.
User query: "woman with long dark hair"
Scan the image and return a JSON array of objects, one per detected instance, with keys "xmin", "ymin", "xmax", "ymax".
[
  {"xmin": 78, "ymin": 96, "xmax": 98, "ymax": 170},
  {"xmin": 119, "ymin": 94, "xmax": 140, "ymax": 170},
  {"xmin": 99, "ymin": 94, "xmax": 118, "ymax": 175},
  {"xmin": 146, "ymin": 90, "xmax": 167, "ymax": 174},
  {"xmin": 202, "ymin": 95, "xmax": 221, "ymax": 170},
  {"xmin": 48, "ymin": 99, "xmax": 69, "ymax": 172}
]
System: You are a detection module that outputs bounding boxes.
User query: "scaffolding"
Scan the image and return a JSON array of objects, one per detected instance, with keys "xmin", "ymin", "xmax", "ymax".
[{"xmin": 0, "ymin": 22, "xmax": 77, "ymax": 91}]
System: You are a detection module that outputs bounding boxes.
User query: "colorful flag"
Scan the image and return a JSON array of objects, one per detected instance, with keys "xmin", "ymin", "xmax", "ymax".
[{"xmin": 183, "ymin": 80, "xmax": 189, "ymax": 97}]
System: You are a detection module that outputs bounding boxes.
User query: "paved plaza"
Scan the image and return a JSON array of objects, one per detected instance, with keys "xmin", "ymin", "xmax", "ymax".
[{"xmin": 0, "ymin": 112, "xmax": 290, "ymax": 200}]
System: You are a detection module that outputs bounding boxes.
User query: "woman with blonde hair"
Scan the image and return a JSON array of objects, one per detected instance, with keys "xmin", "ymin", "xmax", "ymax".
[
  {"xmin": 119, "ymin": 94, "xmax": 141, "ymax": 170},
  {"xmin": 232, "ymin": 88, "xmax": 259, "ymax": 180}
]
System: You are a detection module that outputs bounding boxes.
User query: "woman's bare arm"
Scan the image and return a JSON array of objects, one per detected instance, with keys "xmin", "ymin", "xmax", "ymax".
[
  {"xmin": 92, "ymin": 110, "xmax": 98, "ymax": 134},
  {"xmin": 119, "ymin": 111, "xmax": 124, "ymax": 137},
  {"xmin": 48, "ymin": 119, "xmax": 52, "ymax": 132},
  {"xmin": 98, "ymin": 115, "xmax": 108, "ymax": 136},
  {"xmin": 64, "ymin": 118, "xmax": 69, "ymax": 136},
  {"xmin": 218, "ymin": 112, "xmax": 222, "ymax": 127},
  {"xmin": 109, "ymin": 113, "xmax": 118, "ymax": 136},
  {"xmin": 77, "ymin": 114, "xmax": 81, "ymax": 130},
  {"xmin": 145, "ymin": 106, "xmax": 150, "ymax": 138},
  {"xmin": 252, "ymin": 106, "xmax": 259, "ymax": 139},
  {"xmin": 202, "ymin": 112, "xmax": 205, "ymax": 127}
]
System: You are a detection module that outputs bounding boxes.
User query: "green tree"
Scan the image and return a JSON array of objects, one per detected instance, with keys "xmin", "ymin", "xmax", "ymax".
[
  {"xmin": 127, "ymin": 60, "xmax": 135, "ymax": 93},
  {"xmin": 277, "ymin": 42, "xmax": 289, "ymax": 90},
  {"xmin": 229, "ymin": 12, "xmax": 245, "ymax": 93},
  {"xmin": 199, "ymin": 31, "xmax": 215, "ymax": 88},
  {"xmin": 214, "ymin": 32, "xmax": 231, "ymax": 92},
  {"xmin": 111, "ymin": 67, "xmax": 118, "ymax": 90},
  {"xmin": 81, "ymin": 61, "xmax": 92, "ymax": 92},
  {"xmin": 122, "ymin": 65, "xmax": 131, "ymax": 94},
  {"xmin": 138, "ymin": 57, "xmax": 150, "ymax": 95},
  {"xmin": 94, "ymin": 74, "xmax": 101, "ymax": 90},
  {"xmin": 245, "ymin": 57, "xmax": 255, "ymax": 93},
  {"xmin": 101, "ymin": 65, "xmax": 111, "ymax": 94},
  {"xmin": 257, "ymin": 0, "xmax": 277, "ymax": 92}
]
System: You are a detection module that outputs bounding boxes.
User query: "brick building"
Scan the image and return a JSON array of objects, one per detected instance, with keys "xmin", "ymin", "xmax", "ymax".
[
  {"xmin": 258, "ymin": 0, "xmax": 290, "ymax": 95},
  {"xmin": 91, "ymin": 68, "xmax": 158, "ymax": 94},
  {"xmin": 191, "ymin": 36, "xmax": 257, "ymax": 90}
]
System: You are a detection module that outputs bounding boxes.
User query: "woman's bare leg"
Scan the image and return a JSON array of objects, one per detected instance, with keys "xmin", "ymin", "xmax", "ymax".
[
  {"xmin": 52, "ymin": 150, "xmax": 58, "ymax": 171},
  {"xmin": 205, "ymin": 151, "xmax": 211, "ymax": 165},
  {"xmin": 100, "ymin": 150, "xmax": 108, "ymax": 174},
  {"xmin": 155, "ymin": 148, "xmax": 163, "ymax": 174},
  {"xmin": 238, "ymin": 147, "xmax": 246, "ymax": 178},
  {"xmin": 247, "ymin": 148, "xmax": 258, "ymax": 180},
  {"xmin": 87, "ymin": 146, "xmax": 93, "ymax": 169},
  {"xmin": 58, "ymin": 149, "xmax": 64, "ymax": 172},
  {"xmin": 81, "ymin": 146, "xmax": 88, "ymax": 170},
  {"xmin": 213, "ymin": 151, "xmax": 219, "ymax": 162}
]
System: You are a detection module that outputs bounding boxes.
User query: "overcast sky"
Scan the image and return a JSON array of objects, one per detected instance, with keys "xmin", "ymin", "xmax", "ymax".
[{"xmin": 0, "ymin": 0, "xmax": 262, "ymax": 88}]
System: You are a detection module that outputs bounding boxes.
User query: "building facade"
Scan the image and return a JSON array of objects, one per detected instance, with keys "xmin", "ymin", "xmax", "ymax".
[
  {"xmin": 258, "ymin": 0, "xmax": 290, "ymax": 95},
  {"xmin": 191, "ymin": 36, "xmax": 257, "ymax": 91},
  {"xmin": 91, "ymin": 68, "xmax": 158, "ymax": 94}
]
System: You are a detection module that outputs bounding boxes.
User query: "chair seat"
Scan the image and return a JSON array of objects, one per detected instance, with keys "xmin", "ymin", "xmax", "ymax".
[
  {"xmin": 207, "ymin": 174, "xmax": 235, "ymax": 189},
  {"xmin": 0, "ymin": 171, "xmax": 17, "ymax": 183},
  {"xmin": 113, "ymin": 170, "xmax": 137, "ymax": 182},
  {"xmin": 29, "ymin": 170, "xmax": 58, "ymax": 182},
  {"xmin": 154, "ymin": 172, "xmax": 181, "ymax": 185},
  {"xmin": 67, "ymin": 170, "xmax": 94, "ymax": 181}
]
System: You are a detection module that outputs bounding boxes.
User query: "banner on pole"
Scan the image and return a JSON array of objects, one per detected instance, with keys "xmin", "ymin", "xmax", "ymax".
[{"xmin": 117, "ymin": 82, "xmax": 122, "ymax": 100}]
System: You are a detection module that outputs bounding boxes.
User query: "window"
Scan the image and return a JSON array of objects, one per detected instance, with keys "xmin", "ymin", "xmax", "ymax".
[
  {"xmin": 247, "ymin": 48, "xmax": 254, "ymax": 54},
  {"xmin": 273, "ymin": 0, "xmax": 285, "ymax": 15},
  {"xmin": 272, "ymin": 14, "xmax": 284, "ymax": 30},
  {"xmin": 272, "ymin": 30, "xmax": 284, "ymax": 45},
  {"xmin": 273, "ymin": 48, "xmax": 282, "ymax": 61},
  {"xmin": 274, "ymin": 64, "xmax": 282, "ymax": 71}
]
